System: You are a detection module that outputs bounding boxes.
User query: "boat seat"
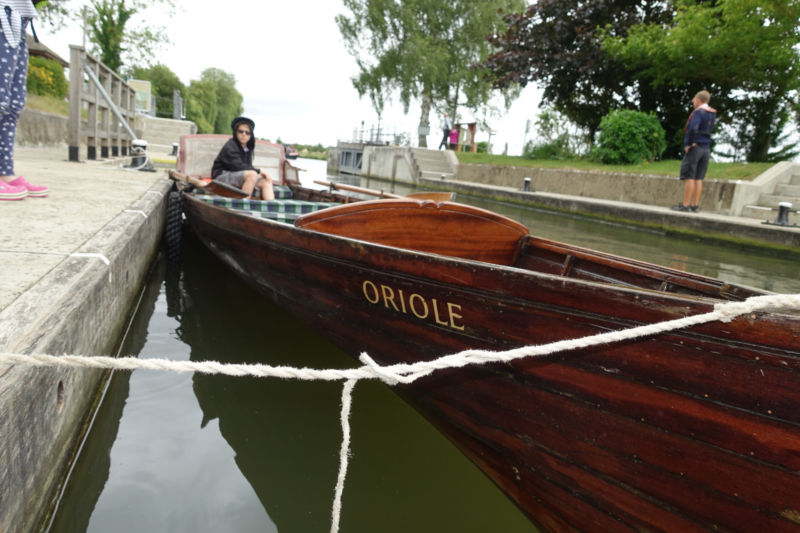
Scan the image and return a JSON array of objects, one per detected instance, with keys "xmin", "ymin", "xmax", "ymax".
[
  {"xmin": 294, "ymin": 199, "xmax": 530, "ymax": 266},
  {"xmin": 196, "ymin": 195, "xmax": 337, "ymax": 223},
  {"xmin": 177, "ymin": 134, "xmax": 283, "ymax": 184},
  {"xmin": 194, "ymin": 183, "xmax": 294, "ymax": 200}
]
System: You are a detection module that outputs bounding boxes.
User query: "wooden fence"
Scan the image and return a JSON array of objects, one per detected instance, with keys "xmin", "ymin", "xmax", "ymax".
[{"xmin": 68, "ymin": 45, "xmax": 136, "ymax": 161}]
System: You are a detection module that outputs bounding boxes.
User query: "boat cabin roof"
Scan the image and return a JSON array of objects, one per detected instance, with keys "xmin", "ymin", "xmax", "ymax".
[{"xmin": 295, "ymin": 198, "xmax": 530, "ymax": 266}]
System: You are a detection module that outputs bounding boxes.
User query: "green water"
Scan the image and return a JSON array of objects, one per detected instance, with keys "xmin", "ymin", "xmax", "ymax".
[{"xmin": 48, "ymin": 166, "xmax": 800, "ymax": 532}]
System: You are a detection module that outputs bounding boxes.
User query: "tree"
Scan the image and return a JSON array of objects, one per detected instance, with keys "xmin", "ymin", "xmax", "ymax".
[
  {"xmin": 185, "ymin": 78, "xmax": 216, "ymax": 134},
  {"xmin": 87, "ymin": 0, "xmax": 134, "ymax": 73},
  {"xmin": 34, "ymin": 0, "xmax": 71, "ymax": 32},
  {"xmin": 128, "ymin": 64, "xmax": 185, "ymax": 119},
  {"xmin": 199, "ymin": 69, "xmax": 244, "ymax": 134},
  {"xmin": 336, "ymin": 0, "xmax": 524, "ymax": 147},
  {"xmin": 184, "ymin": 69, "xmax": 243, "ymax": 135},
  {"xmin": 602, "ymin": 0, "xmax": 800, "ymax": 162},
  {"xmin": 482, "ymin": 0, "xmax": 677, "ymax": 146},
  {"xmin": 39, "ymin": 0, "xmax": 176, "ymax": 74}
]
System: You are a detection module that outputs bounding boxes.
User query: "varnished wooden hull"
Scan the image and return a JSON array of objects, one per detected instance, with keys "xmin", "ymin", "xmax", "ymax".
[{"xmin": 183, "ymin": 193, "xmax": 800, "ymax": 532}]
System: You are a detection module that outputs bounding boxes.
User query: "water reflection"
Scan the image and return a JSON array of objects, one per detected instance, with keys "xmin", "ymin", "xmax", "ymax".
[{"xmin": 46, "ymin": 265, "xmax": 161, "ymax": 533}]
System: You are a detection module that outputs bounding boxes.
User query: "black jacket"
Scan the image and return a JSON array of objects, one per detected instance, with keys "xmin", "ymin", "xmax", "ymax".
[{"xmin": 211, "ymin": 138, "xmax": 260, "ymax": 179}]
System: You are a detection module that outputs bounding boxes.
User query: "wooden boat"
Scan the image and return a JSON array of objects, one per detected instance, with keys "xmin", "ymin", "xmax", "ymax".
[
  {"xmin": 170, "ymin": 135, "xmax": 800, "ymax": 532},
  {"xmin": 284, "ymin": 145, "xmax": 299, "ymax": 159}
]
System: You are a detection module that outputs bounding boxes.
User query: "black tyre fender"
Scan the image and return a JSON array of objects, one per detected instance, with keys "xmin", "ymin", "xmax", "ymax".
[{"xmin": 165, "ymin": 189, "xmax": 184, "ymax": 262}]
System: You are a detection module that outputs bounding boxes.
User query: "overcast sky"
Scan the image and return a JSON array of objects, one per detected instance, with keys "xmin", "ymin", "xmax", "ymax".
[{"xmin": 39, "ymin": 0, "xmax": 543, "ymax": 154}]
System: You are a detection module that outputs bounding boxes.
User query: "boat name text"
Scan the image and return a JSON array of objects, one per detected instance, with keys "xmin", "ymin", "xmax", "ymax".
[{"xmin": 361, "ymin": 280, "xmax": 464, "ymax": 331}]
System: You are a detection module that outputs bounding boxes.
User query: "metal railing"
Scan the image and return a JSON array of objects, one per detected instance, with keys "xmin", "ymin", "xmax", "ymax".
[{"xmin": 68, "ymin": 45, "xmax": 136, "ymax": 161}]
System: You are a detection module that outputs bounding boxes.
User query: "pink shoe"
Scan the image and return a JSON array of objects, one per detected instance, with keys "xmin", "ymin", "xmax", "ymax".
[
  {"xmin": 8, "ymin": 176, "xmax": 48, "ymax": 197},
  {"xmin": 0, "ymin": 180, "xmax": 27, "ymax": 200}
]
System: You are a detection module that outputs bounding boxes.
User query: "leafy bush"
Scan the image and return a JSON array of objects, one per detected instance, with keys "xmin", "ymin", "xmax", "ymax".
[
  {"xmin": 592, "ymin": 110, "xmax": 666, "ymax": 164},
  {"xmin": 522, "ymin": 107, "xmax": 582, "ymax": 160},
  {"xmin": 26, "ymin": 56, "xmax": 68, "ymax": 99},
  {"xmin": 476, "ymin": 141, "xmax": 489, "ymax": 153},
  {"xmin": 523, "ymin": 134, "xmax": 574, "ymax": 160}
]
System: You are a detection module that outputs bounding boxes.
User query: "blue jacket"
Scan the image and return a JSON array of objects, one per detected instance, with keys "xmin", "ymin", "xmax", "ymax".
[{"xmin": 683, "ymin": 105, "xmax": 716, "ymax": 148}]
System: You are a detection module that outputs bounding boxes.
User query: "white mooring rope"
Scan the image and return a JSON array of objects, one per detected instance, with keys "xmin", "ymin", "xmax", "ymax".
[{"xmin": 2, "ymin": 292, "xmax": 798, "ymax": 532}]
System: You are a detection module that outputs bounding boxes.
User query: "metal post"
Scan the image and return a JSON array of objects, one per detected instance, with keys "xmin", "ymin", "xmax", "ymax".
[{"xmin": 776, "ymin": 202, "xmax": 792, "ymax": 226}]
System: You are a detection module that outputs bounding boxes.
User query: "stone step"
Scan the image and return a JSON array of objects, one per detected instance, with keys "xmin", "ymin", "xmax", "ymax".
[
  {"xmin": 413, "ymin": 152, "xmax": 451, "ymax": 164},
  {"xmin": 790, "ymin": 174, "xmax": 800, "ymax": 186},
  {"xmin": 776, "ymin": 183, "xmax": 800, "ymax": 197},
  {"xmin": 758, "ymin": 193, "xmax": 800, "ymax": 207},
  {"xmin": 414, "ymin": 156, "xmax": 450, "ymax": 166},
  {"xmin": 410, "ymin": 148, "xmax": 455, "ymax": 179},
  {"xmin": 742, "ymin": 204, "xmax": 800, "ymax": 225}
]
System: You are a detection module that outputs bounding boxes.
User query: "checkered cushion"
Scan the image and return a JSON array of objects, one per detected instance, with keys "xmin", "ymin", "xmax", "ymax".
[
  {"xmin": 273, "ymin": 185, "xmax": 293, "ymax": 199},
  {"xmin": 196, "ymin": 194, "xmax": 337, "ymax": 223}
]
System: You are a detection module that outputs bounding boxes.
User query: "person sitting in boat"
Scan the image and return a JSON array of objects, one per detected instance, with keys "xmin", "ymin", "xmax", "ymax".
[{"xmin": 211, "ymin": 116, "xmax": 275, "ymax": 200}]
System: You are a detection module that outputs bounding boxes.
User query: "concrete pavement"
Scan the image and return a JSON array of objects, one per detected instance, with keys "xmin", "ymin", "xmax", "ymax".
[{"xmin": 0, "ymin": 146, "xmax": 172, "ymax": 311}]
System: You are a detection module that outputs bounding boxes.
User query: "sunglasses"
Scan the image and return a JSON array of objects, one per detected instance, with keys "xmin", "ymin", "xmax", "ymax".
[{"xmin": 237, "ymin": 129, "xmax": 251, "ymax": 135}]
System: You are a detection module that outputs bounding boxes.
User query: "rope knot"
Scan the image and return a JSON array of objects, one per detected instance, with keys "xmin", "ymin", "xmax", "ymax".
[
  {"xmin": 713, "ymin": 294, "xmax": 800, "ymax": 323},
  {"xmin": 358, "ymin": 353, "xmax": 407, "ymax": 385},
  {"xmin": 713, "ymin": 300, "xmax": 753, "ymax": 322}
]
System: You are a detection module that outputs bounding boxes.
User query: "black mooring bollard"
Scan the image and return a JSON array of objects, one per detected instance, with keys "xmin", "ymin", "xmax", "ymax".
[
  {"xmin": 130, "ymin": 139, "xmax": 148, "ymax": 167},
  {"xmin": 775, "ymin": 202, "xmax": 792, "ymax": 226}
]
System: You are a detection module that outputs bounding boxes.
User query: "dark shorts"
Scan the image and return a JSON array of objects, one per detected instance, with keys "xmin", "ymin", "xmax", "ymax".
[
  {"xmin": 214, "ymin": 170, "xmax": 248, "ymax": 188},
  {"xmin": 679, "ymin": 145, "xmax": 710, "ymax": 181}
]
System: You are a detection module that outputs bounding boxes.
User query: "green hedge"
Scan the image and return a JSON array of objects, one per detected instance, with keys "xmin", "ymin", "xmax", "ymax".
[{"xmin": 26, "ymin": 56, "xmax": 68, "ymax": 99}]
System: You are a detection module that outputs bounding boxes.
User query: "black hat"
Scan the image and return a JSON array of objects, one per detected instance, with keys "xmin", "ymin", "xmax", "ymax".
[{"xmin": 231, "ymin": 116, "xmax": 255, "ymax": 132}]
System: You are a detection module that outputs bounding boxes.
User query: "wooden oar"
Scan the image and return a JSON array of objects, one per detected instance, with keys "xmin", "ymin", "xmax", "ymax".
[
  {"xmin": 405, "ymin": 191, "xmax": 456, "ymax": 202},
  {"xmin": 169, "ymin": 170, "xmax": 248, "ymax": 198},
  {"xmin": 313, "ymin": 180, "xmax": 453, "ymax": 202}
]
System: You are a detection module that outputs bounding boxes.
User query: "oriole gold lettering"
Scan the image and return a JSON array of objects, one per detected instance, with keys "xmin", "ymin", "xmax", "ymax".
[
  {"xmin": 397, "ymin": 288, "xmax": 408, "ymax": 313},
  {"xmin": 432, "ymin": 299, "xmax": 448, "ymax": 326},
  {"xmin": 362, "ymin": 280, "xmax": 380, "ymax": 304},
  {"xmin": 409, "ymin": 293, "xmax": 429, "ymax": 319},
  {"xmin": 381, "ymin": 284, "xmax": 400, "ymax": 312},
  {"xmin": 361, "ymin": 279, "xmax": 465, "ymax": 331},
  {"xmin": 447, "ymin": 302, "xmax": 464, "ymax": 331}
]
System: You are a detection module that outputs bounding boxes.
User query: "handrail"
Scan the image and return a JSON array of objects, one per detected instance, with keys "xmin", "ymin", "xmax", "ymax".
[{"xmin": 68, "ymin": 45, "xmax": 136, "ymax": 161}]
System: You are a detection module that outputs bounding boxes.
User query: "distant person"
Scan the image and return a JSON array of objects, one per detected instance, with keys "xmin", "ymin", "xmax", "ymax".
[
  {"xmin": 0, "ymin": 0, "xmax": 48, "ymax": 201},
  {"xmin": 211, "ymin": 116, "xmax": 274, "ymax": 200},
  {"xmin": 672, "ymin": 90, "xmax": 716, "ymax": 212},
  {"xmin": 438, "ymin": 112, "xmax": 452, "ymax": 150}
]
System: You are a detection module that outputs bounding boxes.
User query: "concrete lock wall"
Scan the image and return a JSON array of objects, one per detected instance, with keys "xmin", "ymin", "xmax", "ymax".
[
  {"xmin": 17, "ymin": 109, "xmax": 69, "ymax": 146},
  {"xmin": 328, "ymin": 146, "xmax": 740, "ymax": 214},
  {"xmin": 455, "ymin": 163, "xmax": 737, "ymax": 213},
  {"xmin": 360, "ymin": 146, "xmax": 415, "ymax": 181},
  {"xmin": 134, "ymin": 115, "xmax": 197, "ymax": 149},
  {"xmin": 17, "ymin": 108, "xmax": 196, "ymax": 151}
]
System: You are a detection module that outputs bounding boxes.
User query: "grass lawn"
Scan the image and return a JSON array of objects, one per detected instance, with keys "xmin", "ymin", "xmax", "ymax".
[
  {"xmin": 456, "ymin": 152, "xmax": 774, "ymax": 181},
  {"xmin": 26, "ymin": 94, "xmax": 69, "ymax": 116}
]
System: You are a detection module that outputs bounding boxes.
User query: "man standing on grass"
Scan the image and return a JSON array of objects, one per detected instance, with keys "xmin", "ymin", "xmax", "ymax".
[{"xmin": 672, "ymin": 90, "xmax": 716, "ymax": 212}]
